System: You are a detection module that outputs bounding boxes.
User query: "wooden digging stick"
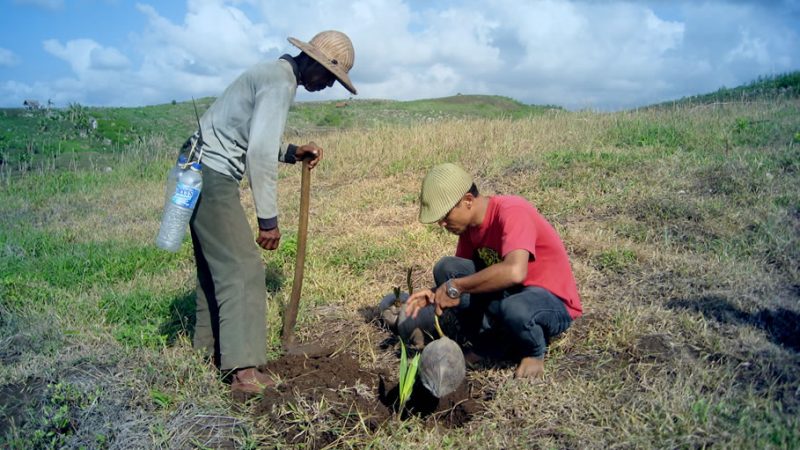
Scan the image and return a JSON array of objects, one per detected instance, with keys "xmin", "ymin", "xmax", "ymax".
[{"xmin": 281, "ymin": 157, "xmax": 311, "ymax": 348}]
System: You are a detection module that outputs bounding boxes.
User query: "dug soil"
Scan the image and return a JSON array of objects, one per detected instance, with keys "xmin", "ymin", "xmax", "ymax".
[{"xmin": 233, "ymin": 314, "xmax": 490, "ymax": 446}]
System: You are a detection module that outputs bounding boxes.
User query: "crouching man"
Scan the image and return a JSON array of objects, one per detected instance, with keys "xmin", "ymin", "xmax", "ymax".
[{"xmin": 404, "ymin": 163, "xmax": 582, "ymax": 378}]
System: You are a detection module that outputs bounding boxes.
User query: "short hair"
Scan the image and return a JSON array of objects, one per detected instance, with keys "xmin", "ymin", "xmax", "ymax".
[{"xmin": 468, "ymin": 183, "xmax": 479, "ymax": 197}]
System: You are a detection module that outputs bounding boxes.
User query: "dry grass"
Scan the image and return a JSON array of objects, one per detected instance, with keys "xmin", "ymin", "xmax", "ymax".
[{"xmin": 1, "ymin": 99, "xmax": 799, "ymax": 448}]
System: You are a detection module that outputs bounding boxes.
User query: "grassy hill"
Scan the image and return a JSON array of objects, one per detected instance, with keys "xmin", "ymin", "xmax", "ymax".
[
  {"xmin": 0, "ymin": 95, "xmax": 552, "ymax": 174},
  {"xmin": 288, "ymin": 95, "xmax": 558, "ymax": 131},
  {"xmin": 655, "ymin": 71, "xmax": 800, "ymax": 108},
  {"xmin": 1, "ymin": 83, "xmax": 799, "ymax": 448}
]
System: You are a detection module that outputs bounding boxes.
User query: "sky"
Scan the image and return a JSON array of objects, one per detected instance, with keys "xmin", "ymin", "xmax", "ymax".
[{"xmin": 1, "ymin": 0, "xmax": 798, "ymax": 111}]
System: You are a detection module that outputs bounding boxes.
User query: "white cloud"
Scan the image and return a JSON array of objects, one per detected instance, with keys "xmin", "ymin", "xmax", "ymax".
[
  {"xmin": 365, "ymin": 63, "xmax": 463, "ymax": 100},
  {"xmin": 2, "ymin": 81, "xmax": 33, "ymax": 106},
  {"xmin": 38, "ymin": 39, "xmax": 136, "ymax": 105},
  {"xmin": 1, "ymin": 79, "xmax": 77, "ymax": 108},
  {"xmin": 134, "ymin": 1, "xmax": 276, "ymax": 70},
  {"xmin": 43, "ymin": 38, "xmax": 132, "ymax": 74},
  {"xmin": 0, "ymin": 48, "xmax": 19, "ymax": 67},
  {"xmin": 482, "ymin": 1, "xmax": 688, "ymax": 108},
  {"xmin": 1, "ymin": 0, "xmax": 798, "ymax": 108},
  {"xmin": 127, "ymin": 1, "xmax": 280, "ymax": 103},
  {"xmin": 44, "ymin": 39, "xmax": 98, "ymax": 74},
  {"xmin": 726, "ymin": 29, "xmax": 769, "ymax": 65},
  {"xmin": 90, "ymin": 47, "xmax": 131, "ymax": 70},
  {"xmin": 243, "ymin": 0, "xmax": 696, "ymax": 107}
]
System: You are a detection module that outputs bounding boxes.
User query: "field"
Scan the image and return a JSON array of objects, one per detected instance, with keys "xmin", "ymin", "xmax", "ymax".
[{"xmin": 1, "ymin": 76, "xmax": 799, "ymax": 448}]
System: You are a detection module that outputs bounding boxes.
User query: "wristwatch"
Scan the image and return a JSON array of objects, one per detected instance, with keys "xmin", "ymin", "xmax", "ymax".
[{"xmin": 445, "ymin": 278, "xmax": 460, "ymax": 299}]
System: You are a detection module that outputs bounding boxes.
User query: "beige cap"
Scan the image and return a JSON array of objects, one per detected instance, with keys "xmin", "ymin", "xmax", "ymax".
[
  {"xmin": 418, "ymin": 163, "xmax": 473, "ymax": 223},
  {"xmin": 288, "ymin": 30, "xmax": 357, "ymax": 95}
]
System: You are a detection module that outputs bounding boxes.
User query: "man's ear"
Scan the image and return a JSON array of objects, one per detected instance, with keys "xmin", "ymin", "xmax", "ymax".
[{"xmin": 463, "ymin": 193, "xmax": 475, "ymax": 207}]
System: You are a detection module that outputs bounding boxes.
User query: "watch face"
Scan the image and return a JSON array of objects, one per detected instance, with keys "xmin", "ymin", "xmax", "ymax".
[{"xmin": 446, "ymin": 281, "xmax": 459, "ymax": 299}]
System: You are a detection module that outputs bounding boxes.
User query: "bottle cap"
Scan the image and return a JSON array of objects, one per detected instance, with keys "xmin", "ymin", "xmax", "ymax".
[
  {"xmin": 191, "ymin": 162, "xmax": 202, "ymax": 171},
  {"xmin": 178, "ymin": 155, "xmax": 188, "ymax": 164}
]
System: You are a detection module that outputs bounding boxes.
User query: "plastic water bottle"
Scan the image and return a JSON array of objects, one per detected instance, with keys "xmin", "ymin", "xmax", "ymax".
[
  {"xmin": 163, "ymin": 155, "xmax": 188, "ymax": 205},
  {"xmin": 156, "ymin": 162, "xmax": 202, "ymax": 252}
]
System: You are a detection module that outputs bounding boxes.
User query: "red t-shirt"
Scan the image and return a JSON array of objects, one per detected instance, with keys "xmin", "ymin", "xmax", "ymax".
[{"xmin": 456, "ymin": 195, "xmax": 582, "ymax": 319}]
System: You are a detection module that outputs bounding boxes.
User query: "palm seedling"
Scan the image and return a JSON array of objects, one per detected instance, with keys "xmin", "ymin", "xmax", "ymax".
[{"xmin": 397, "ymin": 339, "xmax": 420, "ymax": 413}]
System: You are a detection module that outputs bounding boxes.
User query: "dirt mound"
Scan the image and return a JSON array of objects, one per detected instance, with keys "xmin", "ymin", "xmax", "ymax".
[
  {"xmin": 241, "ymin": 349, "xmax": 485, "ymax": 447},
  {"xmin": 257, "ymin": 352, "xmax": 386, "ymax": 419}
]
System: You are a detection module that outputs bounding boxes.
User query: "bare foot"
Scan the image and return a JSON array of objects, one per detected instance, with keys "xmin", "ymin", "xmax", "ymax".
[
  {"xmin": 514, "ymin": 357, "xmax": 544, "ymax": 379},
  {"xmin": 230, "ymin": 367, "xmax": 275, "ymax": 393}
]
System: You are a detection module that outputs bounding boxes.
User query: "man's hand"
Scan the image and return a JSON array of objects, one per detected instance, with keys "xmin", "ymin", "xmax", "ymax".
[
  {"xmin": 404, "ymin": 289, "xmax": 434, "ymax": 319},
  {"xmin": 433, "ymin": 282, "xmax": 461, "ymax": 316},
  {"xmin": 295, "ymin": 142, "xmax": 323, "ymax": 169},
  {"xmin": 404, "ymin": 282, "xmax": 462, "ymax": 318},
  {"xmin": 256, "ymin": 227, "xmax": 281, "ymax": 250}
]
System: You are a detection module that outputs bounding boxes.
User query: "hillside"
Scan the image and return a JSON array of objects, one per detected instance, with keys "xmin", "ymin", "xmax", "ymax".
[
  {"xmin": 1, "ymin": 81, "xmax": 799, "ymax": 448},
  {"xmin": 0, "ymin": 95, "xmax": 552, "ymax": 174},
  {"xmin": 287, "ymin": 94, "xmax": 557, "ymax": 131},
  {"xmin": 655, "ymin": 71, "xmax": 800, "ymax": 108},
  {"xmin": 5, "ymin": 69, "xmax": 796, "ymax": 173}
]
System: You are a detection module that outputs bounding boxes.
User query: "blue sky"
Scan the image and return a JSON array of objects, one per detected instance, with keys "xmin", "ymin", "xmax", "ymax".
[{"xmin": 1, "ymin": 0, "xmax": 798, "ymax": 110}]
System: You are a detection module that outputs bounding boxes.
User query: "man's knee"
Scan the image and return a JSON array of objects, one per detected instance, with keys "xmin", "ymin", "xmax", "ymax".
[
  {"xmin": 433, "ymin": 256, "xmax": 474, "ymax": 285},
  {"xmin": 496, "ymin": 298, "xmax": 532, "ymax": 335},
  {"xmin": 499, "ymin": 295, "xmax": 571, "ymax": 345}
]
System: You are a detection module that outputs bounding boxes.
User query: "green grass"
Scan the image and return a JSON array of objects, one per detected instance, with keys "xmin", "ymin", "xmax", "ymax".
[
  {"xmin": 593, "ymin": 248, "xmax": 638, "ymax": 273},
  {"xmin": 287, "ymin": 94, "xmax": 554, "ymax": 131},
  {"xmin": 656, "ymin": 71, "xmax": 800, "ymax": 107},
  {"xmin": 325, "ymin": 238, "xmax": 403, "ymax": 276},
  {"xmin": 1, "ymin": 85, "xmax": 799, "ymax": 448},
  {"xmin": 100, "ymin": 288, "xmax": 194, "ymax": 349},
  {"xmin": 1, "ymin": 94, "xmax": 551, "ymax": 176},
  {"xmin": 606, "ymin": 119, "xmax": 689, "ymax": 149},
  {"xmin": 1, "ymin": 228, "xmax": 182, "ymax": 292}
]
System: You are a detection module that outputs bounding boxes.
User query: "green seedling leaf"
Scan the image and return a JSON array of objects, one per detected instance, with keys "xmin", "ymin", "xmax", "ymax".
[
  {"xmin": 403, "ymin": 353, "xmax": 420, "ymax": 405},
  {"xmin": 398, "ymin": 340, "xmax": 420, "ymax": 411}
]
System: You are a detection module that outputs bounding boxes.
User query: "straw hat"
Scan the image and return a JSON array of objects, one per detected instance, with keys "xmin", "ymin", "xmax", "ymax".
[
  {"xmin": 288, "ymin": 30, "xmax": 357, "ymax": 95},
  {"xmin": 418, "ymin": 163, "xmax": 474, "ymax": 223}
]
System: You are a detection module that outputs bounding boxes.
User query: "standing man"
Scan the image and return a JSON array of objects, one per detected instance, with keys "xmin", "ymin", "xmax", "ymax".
[
  {"xmin": 405, "ymin": 163, "xmax": 582, "ymax": 378},
  {"xmin": 189, "ymin": 30, "xmax": 357, "ymax": 393}
]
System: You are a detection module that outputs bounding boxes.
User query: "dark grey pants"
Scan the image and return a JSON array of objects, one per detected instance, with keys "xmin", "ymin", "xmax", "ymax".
[
  {"xmin": 434, "ymin": 256, "xmax": 573, "ymax": 359},
  {"xmin": 189, "ymin": 166, "xmax": 267, "ymax": 371}
]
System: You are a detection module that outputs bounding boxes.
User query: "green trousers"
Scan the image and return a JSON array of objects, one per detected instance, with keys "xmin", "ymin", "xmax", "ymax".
[{"xmin": 189, "ymin": 166, "xmax": 267, "ymax": 371}]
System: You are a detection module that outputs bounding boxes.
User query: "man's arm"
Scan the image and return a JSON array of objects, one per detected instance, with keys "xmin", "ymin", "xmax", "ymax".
[
  {"xmin": 449, "ymin": 249, "xmax": 529, "ymax": 295},
  {"xmin": 407, "ymin": 249, "xmax": 530, "ymax": 317},
  {"xmin": 246, "ymin": 81, "xmax": 292, "ymax": 239},
  {"xmin": 255, "ymin": 142, "xmax": 323, "ymax": 250}
]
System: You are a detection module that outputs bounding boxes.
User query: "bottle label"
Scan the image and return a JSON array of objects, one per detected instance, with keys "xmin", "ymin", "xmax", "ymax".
[{"xmin": 171, "ymin": 182, "xmax": 200, "ymax": 209}]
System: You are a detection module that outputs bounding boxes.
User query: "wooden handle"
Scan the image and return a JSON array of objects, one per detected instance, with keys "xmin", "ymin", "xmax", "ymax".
[{"xmin": 281, "ymin": 158, "xmax": 311, "ymax": 346}]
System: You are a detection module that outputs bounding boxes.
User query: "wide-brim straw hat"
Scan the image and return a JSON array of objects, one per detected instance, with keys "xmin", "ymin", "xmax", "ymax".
[{"xmin": 288, "ymin": 30, "xmax": 357, "ymax": 95}]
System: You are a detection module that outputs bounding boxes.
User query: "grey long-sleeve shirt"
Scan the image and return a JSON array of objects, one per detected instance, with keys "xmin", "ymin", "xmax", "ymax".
[{"xmin": 198, "ymin": 57, "xmax": 299, "ymax": 229}]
